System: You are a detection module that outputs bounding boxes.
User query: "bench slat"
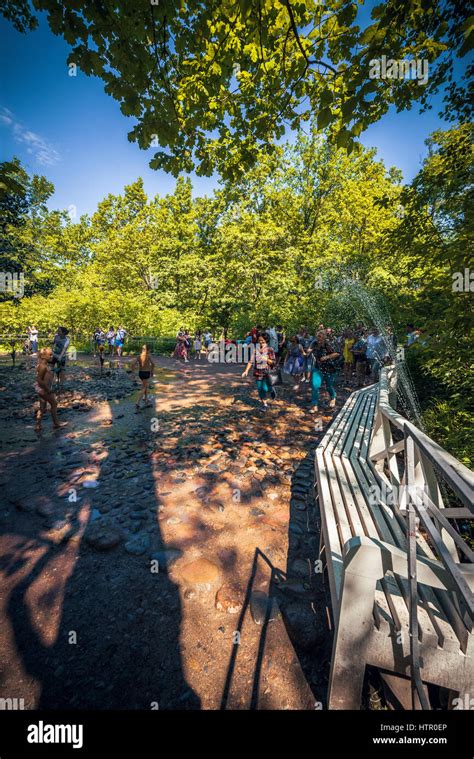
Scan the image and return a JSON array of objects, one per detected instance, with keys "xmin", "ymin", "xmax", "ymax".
[{"xmin": 316, "ymin": 376, "xmax": 472, "ymax": 691}]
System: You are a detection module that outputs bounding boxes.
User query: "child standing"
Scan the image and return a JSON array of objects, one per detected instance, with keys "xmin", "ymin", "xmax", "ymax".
[
  {"xmin": 34, "ymin": 348, "xmax": 66, "ymax": 431},
  {"xmin": 131, "ymin": 345, "xmax": 155, "ymax": 412},
  {"xmin": 193, "ymin": 332, "xmax": 202, "ymax": 360},
  {"xmin": 98, "ymin": 344, "xmax": 105, "ymax": 373}
]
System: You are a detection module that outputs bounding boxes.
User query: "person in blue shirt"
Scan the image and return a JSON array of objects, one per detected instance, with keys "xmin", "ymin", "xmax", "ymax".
[
  {"xmin": 366, "ymin": 328, "xmax": 386, "ymax": 382},
  {"xmin": 406, "ymin": 324, "xmax": 419, "ymax": 346},
  {"xmin": 106, "ymin": 326, "xmax": 116, "ymax": 355},
  {"xmin": 115, "ymin": 326, "xmax": 127, "ymax": 357}
]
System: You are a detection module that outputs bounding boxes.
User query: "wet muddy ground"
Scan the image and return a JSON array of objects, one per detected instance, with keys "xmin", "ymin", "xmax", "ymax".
[{"xmin": 0, "ymin": 354, "xmax": 353, "ymax": 710}]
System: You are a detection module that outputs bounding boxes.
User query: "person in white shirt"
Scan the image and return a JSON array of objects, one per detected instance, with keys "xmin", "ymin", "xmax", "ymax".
[
  {"xmin": 193, "ymin": 332, "xmax": 202, "ymax": 360},
  {"xmin": 52, "ymin": 327, "xmax": 70, "ymax": 389},
  {"xmin": 203, "ymin": 331, "xmax": 213, "ymax": 357},
  {"xmin": 366, "ymin": 328, "xmax": 385, "ymax": 381},
  {"xmin": 106, "ymin": 326, "xmax": 116, "ymax": 355},
  {"xmin": 115, "ymin": 326, "xmax": 127, "ymax": 357},
  {"xmin": 266, "ymin": 326, "xmax": 279, "ymax": 353},
  {"xmin": 28, "ymin": 325, "xmax": 39, "ymax": 353}
]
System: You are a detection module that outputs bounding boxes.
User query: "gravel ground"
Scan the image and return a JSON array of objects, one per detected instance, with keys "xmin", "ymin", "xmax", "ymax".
[{"xmin": 0, "ymin": 355, "xmax": 354, "ymax": 710}]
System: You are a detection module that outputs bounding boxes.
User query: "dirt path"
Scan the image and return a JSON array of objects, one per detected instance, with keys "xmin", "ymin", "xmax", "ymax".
[{"xmin": 0, "ymin": 356, "xmax": 353, "ymax": 710}]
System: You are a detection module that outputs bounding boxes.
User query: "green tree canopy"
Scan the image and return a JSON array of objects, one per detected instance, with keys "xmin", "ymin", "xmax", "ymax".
[
  {"xmin": 3, "ymin": 0, "xmax": 472, "ymax": 178},
  {"xmin": 0, "ymin": 126, "xmax": 472, "ymax": 460}
]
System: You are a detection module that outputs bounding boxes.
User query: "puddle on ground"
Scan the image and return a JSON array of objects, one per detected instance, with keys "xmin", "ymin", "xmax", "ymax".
[{"xmin": 0, "ymin": 355, "xmax": 180, "ymax": 451}]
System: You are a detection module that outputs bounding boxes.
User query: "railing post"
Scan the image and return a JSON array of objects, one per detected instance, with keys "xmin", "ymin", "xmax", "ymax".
[
  {"xmin": 387, "ymin": 365, "xmax": 397, "ymax": 408},
  {"xmin": 329, "ymin": 537, "xmax": 384, "ymax": 709},
  {"xmin": 405, "ymin": 430, "xmax": 431, "ymax": 710}
]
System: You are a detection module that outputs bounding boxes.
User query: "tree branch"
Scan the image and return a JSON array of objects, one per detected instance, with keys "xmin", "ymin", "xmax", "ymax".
[
  {"xmin": 307, "ymin": 58, "xmax": 339, "ymax": 76},
  {"xmin": 284, "ymin": 0, "xmax": 309, "ymax": 65}
]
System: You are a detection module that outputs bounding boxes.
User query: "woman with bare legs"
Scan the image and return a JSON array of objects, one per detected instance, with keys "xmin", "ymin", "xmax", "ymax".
[{"xmin": 131, "ymin": 344, "xmax": 155, "ymax": 412}]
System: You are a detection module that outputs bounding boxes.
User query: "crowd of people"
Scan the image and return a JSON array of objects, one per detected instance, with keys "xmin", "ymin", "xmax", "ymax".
[
  {"xmin": 92, "ymin": 326, "xmax": 127, "ymax": 357},
  {"xmin": 24, "ymin": 319, "xmax": 418, "ymax": 428},
  {"xmin": 172, "ymin": 329, "xmax": 215, "ymax": 361},
  {"xmin": 170, "ymin": 321, "xmax": 404, "ymax": 413},
  {"xmin": 31, "ymin": 323, "xmax": 154, "ymax": 427},
  {"xmin": 237, "ymin": 322, "xmax": 400, "ymax": 412}
]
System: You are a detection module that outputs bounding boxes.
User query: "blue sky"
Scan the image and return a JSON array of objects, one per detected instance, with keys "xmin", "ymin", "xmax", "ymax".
[{"xmin": 0, "ymin": 11, "xmax": 460, "ymax": 218}]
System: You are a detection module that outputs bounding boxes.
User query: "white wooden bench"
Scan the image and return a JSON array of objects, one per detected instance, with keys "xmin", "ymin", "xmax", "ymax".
[{"xmin": 315, "ymin": 366, "xmax": 474, "ymax": 709}]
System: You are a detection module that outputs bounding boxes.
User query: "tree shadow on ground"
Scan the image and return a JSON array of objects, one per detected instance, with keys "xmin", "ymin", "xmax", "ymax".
[
  {"xmin": 0, "ymin": 358, "xmax": 352, "ymax": 709},
  {"xmin": 0, "ymin": 387, "xmax": 200, "ymax": 709}
]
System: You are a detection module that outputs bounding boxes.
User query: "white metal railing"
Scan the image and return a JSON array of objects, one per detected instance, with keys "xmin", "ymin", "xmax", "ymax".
[{"xmin": 369, "ymin": 366, "xmax": 474, "ymax": 709}]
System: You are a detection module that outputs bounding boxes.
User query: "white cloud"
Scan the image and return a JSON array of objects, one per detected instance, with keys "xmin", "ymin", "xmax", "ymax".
[
  {"xmin": 0, "ymin": 108, "xmax": 13, "ymax": 126},
  {"xmin": 0, "ymin": 107, "xmax": 61, "ymax": 166}
]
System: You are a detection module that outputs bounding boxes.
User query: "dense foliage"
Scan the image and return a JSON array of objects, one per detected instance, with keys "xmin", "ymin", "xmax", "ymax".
[{"xmin": 3, "ymin": 0, "xmax": 472, "ymax": 178}]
